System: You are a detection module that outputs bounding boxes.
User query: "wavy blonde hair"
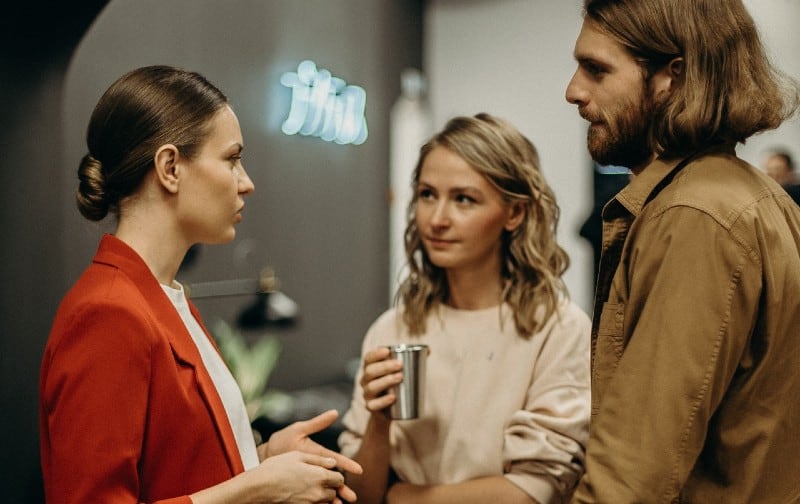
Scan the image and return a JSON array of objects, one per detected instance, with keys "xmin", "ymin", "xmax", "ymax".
[{"xmin": 396, "ymin": 113, "xmax": 569, "ymax": 337}]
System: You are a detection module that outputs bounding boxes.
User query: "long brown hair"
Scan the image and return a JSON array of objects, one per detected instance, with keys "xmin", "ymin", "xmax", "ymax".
[
  {"xmin": 396, "ymin": 113, "xmax": 569, "ymax": 337},
  {"xmin": 584, "ymin": 0, "xmax": 800, "ymax": 158}
]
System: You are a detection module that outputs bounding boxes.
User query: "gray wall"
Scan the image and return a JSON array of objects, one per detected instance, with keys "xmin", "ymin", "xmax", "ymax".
[{"xmin": 1, "ymin": 1, "xmax": 421, "ymax": 501}]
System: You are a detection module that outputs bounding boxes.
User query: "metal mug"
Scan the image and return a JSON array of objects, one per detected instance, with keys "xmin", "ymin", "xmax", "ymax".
[{"xmin": 386, "ymin": 343, "xmax": 428, "ymax": 420}]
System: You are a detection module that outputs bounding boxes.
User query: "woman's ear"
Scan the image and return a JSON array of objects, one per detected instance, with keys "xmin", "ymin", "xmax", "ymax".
[
  {"xmin": 504, "ymin": 202, "xmax": 526, "ymax": 232},
  {"xmin": 154, "ymin": 144, "xmax": 180, "ymax": 194}
]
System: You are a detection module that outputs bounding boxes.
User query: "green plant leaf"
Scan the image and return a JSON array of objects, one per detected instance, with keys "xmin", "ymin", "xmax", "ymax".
[{"xmin": 211, "ymin": 319, "xmax": 286, "ymax": 421}]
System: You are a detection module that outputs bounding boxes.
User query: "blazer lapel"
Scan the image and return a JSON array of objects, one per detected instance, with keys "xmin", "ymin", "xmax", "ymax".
[{"xmin": 93, "ymin": 234, "xmax": 246, "ymax": 475}]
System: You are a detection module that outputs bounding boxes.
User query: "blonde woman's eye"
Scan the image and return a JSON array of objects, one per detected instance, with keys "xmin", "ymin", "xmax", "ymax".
[{"xmin": 417, "ymin": 188, "xmax": 434, "ymax": 200}]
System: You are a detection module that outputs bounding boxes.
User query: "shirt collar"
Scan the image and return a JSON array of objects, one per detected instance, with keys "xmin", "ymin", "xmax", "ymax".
[{"xmin": 606, "ymin": 144, "xmax": 736, "ymax": 219}]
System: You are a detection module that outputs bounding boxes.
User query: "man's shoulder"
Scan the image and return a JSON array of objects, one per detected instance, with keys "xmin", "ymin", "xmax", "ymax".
[{"xmin": 653, "ymin": 153, "xmax": 777, "ymax": 220}]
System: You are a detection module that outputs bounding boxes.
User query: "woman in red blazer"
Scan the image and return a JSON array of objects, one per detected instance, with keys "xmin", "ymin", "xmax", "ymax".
[{"xmin": 39, "ymin": 66, "xmax": 361, "ymax": 504}]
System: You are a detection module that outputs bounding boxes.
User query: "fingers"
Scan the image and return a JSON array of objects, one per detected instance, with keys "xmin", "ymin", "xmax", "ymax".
[
  {"xmin": 299, "ymin": 441, "xmax": 364, "ymax": 475},
  {"xmin": 336, "ymin": 483, "xmax": 358, "ymax": 503},
  {"xmin": 301, "ymin": 454, "xmax": 344, "ymax": 482},
  {"xmin": 328, "ymin": 451, "xmax": 363, "ymax": 475},
  {"xmin": 363, "ymin": 346, "xmax": 392, "ymax": 364},
  {"xmin": 292, "ymin": 409, "xmax": 339, "ymax": 437},
  {"xmin": 361, "ymin": 348, "xmax": 404, "ymax": 409}
]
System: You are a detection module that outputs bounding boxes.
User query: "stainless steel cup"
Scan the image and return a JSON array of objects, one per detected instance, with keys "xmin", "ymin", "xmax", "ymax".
[{"xmin": 386, "ymin": 343, "xmax": 428, "ymax": 420}]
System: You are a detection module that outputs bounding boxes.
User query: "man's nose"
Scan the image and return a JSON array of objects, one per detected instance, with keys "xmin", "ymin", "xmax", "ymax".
[{"xmin": 565, "ymin": 70, "xmax": 587, "ymax": 106}]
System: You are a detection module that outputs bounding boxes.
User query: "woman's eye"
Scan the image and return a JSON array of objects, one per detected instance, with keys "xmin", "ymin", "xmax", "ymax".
[
  {"xmin": 455, "ymin": 194, "xmax": 475, "ymax": 204},
  {"xmin": 417, "ymin": 188, "xmax": 434, "ymax": 200}
]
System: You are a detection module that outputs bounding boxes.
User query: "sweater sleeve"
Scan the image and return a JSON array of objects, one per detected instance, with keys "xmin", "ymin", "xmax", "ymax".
[
  {"xmin": 338, "ymin": 313, "xmax": 389, "ymax": 458},
  {"xmin": 503, "ymin": 303, "xmax": 591, "ymax": 504}
]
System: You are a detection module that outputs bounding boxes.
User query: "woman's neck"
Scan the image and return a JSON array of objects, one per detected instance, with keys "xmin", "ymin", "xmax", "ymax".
[
  {"xmin": 445, "ymin": 267, "xmax": 503, "ymax": 310},
  {"xmin": 115, "ymin": 209, "xmax": 188, "ymax": 287}
]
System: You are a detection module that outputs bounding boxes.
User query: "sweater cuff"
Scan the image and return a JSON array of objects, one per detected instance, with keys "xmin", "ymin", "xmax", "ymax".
[{"xmin": 505, "ymin": 472, "xmax": 559, "ymax": 504}]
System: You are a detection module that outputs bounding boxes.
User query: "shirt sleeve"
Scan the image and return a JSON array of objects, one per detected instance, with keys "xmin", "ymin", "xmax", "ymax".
[
  {"xmin": 504, "ymin": 303, "xmax": 592, "ymax": 504},
  {"xmin": 573, "ymin": 206, "xmax": 761, "ymax": 502},
  {"xmin": 40, "ymin": 300, "xmax": 191, "ymax": 504},
  {"xmin": 338, "ymin": 316, "xmax": 384, "ymax": 458}
]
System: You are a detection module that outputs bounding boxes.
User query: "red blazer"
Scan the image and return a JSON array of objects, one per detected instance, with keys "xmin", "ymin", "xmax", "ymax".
[{"xmin": 40, "ymin": 235, "xmax": 245, "ymax": 504}]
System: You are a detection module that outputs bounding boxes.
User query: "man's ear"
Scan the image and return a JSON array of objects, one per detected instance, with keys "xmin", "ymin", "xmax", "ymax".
[
  {"xmin": 651, "ymin": 56, "xmax": 684, "ymax": 99},
  {"xmin": 505, "ymin": 202, "xmax": 526, "ymax": 232},
  {"xmin": 154, "ymin": 144, "xmax": 181, "ymax": 194}
]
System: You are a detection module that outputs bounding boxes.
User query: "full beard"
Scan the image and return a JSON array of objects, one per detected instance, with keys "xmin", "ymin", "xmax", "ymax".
[{"xmin": 586, "ymin": 90, "xmax": 655, "ymax": 170}]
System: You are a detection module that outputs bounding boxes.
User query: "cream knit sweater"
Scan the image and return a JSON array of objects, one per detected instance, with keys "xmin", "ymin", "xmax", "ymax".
[{"xmin": 339, "ymin": 300, "xmax": 591, "ymax": 504}]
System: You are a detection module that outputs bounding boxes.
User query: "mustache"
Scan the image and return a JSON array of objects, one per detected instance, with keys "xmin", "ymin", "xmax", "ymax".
[{"xmin": 579, "ymin": 108, "xmax": 602, "ymax": 123}]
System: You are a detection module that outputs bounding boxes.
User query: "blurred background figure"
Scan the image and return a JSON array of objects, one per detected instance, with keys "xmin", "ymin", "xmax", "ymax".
[{"xmin": 763, "ymin": 147, "xmax": 800, "ymax": 204}]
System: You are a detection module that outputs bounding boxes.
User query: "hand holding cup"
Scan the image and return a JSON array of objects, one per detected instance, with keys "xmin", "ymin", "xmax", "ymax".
[
  {"xmin": 359, "ymin": 344, "xmax": 428, "ymax": 420},
  {"xmin": 360, "ymin": 346, "xmax": 404, "ymax": 414}
]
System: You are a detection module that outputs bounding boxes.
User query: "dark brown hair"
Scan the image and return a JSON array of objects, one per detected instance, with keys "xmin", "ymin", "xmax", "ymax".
[
  {"xmin": 76, "ymin": 65, "xmax": 228, "ymax": 221},
  {"xmin": 584, "ymin": 0, "xmax": 800, "ymax": 158}
]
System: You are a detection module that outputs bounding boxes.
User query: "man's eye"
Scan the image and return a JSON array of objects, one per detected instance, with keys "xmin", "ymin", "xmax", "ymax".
[{"xmin": 585, "ymin": 63, "xmax": 606, "ymax": 77}]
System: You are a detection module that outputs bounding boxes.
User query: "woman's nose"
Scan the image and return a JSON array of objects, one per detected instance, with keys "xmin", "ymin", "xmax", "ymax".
[
  {"xmin": 429, "ymin": 201, "xmax": 450, "ymax": 227},
  {"xmin": 238, "ymin": 165, "xmax": 255, "ymax": 194}
]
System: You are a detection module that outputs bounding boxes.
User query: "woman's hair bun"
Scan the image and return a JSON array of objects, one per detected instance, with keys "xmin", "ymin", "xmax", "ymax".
[{"xmin": 76, "ymin": 153, "xmax": 110, "ymax": 221}]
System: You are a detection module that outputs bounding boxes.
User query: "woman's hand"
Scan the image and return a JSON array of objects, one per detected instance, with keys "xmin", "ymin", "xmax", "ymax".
[
  {"xmin": 360, "ymin": 346, "xmax": 404, "ymax": 414},
  {"xmin": 190, "ymin": 449, "xmax": 358, "ymax": 504},
  {"xmin": 264, "ymin": 410, "xmax": 363, "ymax": 477},
  {"xmin": 244, "ymin": 450, "xmax": 355, "ymax": 503}
]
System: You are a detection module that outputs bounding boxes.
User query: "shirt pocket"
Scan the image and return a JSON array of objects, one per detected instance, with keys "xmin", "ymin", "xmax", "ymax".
[{"xmin": 591, "ymin": 302, "xmax": 625, "ymax": 412}]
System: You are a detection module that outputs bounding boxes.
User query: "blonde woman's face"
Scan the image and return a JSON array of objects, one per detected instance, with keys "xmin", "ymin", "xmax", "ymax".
[{"xmin": 415, "ymin": 146, "xmax": 521, "ymax": 276}]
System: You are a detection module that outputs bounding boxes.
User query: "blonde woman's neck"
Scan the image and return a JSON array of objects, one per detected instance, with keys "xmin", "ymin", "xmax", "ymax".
[{"xmin": 445, "ymin": 267, "xmax": 503, "ymax": 310}]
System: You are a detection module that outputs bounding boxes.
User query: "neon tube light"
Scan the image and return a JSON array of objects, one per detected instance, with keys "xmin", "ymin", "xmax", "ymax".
[{"xmin": 280, "ymin": 60, "xmax": 368, "ymax": 145}]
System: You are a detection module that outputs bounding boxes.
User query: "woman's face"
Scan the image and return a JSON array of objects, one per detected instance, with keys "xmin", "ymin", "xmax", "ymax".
[
  {"xmin": 175, "ymin": 105, "xmax": 254, "ymax": 244},
  {"xmin": 415, "ymin": 145, "xmax": 521, "ymax": 276}
]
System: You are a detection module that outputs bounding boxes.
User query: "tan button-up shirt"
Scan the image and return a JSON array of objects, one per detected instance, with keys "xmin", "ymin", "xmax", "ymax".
[{"xmin": 572, "ymin": 145, "xmax": 800, "ymax": 503}]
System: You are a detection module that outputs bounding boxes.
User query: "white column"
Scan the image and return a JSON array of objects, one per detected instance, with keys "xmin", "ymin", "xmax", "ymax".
[{"xmin": 389, "ymin": 69, "xmax": 433, "ymax": 303}]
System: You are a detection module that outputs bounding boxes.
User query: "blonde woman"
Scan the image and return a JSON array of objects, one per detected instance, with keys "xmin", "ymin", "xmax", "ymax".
[{"xmin": 339, "ymin": 113, "xmax": 591, "ymax": 504}]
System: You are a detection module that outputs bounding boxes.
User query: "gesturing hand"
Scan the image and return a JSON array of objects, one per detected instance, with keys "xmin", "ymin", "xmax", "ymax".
[
  {"xmin": 247, "ymin": 450, "xmax": 354, "ymax": 503},
  {"xmin": 265, "ymin": 409, "xmax": 363, "ymax": 477}
]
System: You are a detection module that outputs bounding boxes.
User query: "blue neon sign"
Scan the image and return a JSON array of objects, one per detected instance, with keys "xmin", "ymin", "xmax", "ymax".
[{"xmin": 280, "ymin": 60, "xmax": 368, "ymax": 145}]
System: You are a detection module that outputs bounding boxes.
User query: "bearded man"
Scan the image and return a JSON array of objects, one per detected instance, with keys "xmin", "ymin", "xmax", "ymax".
[{"xmin": 565, "ymin": 0, "xmax": 800, "ymax": 502}]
